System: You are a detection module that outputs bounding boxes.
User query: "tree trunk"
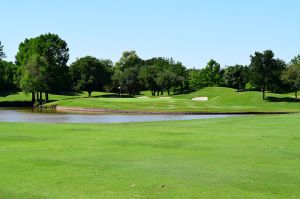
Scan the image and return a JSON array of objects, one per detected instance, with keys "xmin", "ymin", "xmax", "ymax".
[
  {"xmin": 45, "ymin": 92, "xmax": 49, "ymax": 103},
  {"xmin": 262, "ymin": 84, "xmax": 266, "ymax": 100},
  {"xmin": 36, "ymin": 92, "xmax": 39, "ymax": 101},
  {"xmin": 295, "ymin": 91, "xmax": 298, "ymax": 99},
  {"xmin": 167, "ymin": 88, "xmax": 170, "ymax": 95},
  {"xmin": 40, "ymin": 92, "xmax": 43, "ymax": 101},
  {"xmin": 32, "ymin": 92, "xmax": 35, "ymax": 103},
  {"xmin": 88, "ymin": 91, "xmax": 92, "ymax": 97}
]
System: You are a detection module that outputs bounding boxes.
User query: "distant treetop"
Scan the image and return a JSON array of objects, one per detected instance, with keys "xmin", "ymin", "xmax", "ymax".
[{"xmin": 0, "ymin": 41, "xmax": 6, "ymax": 60}]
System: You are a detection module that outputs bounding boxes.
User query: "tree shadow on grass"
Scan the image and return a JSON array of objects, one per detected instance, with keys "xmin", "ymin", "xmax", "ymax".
[
  {"xmin": 170, "ymin": 90, "xmax": 194, "ymax": 96},
  {"xmin": 50, "ymin": 91, "xmax": 84, "ymax": 96},
  {"xmin": 90, "ymin": 93, "xmax": 135, "ymax": 99},
  {"xmin": 0, "ymin": 90, "xmax": 19, "ymax": 97},
  {"xmin": 266, "ymin": 96, "xmax": 300, "ymax": 103},
  {"xmin": 0, "ymin": 101, "xmax": 33, "ymax": 107}
]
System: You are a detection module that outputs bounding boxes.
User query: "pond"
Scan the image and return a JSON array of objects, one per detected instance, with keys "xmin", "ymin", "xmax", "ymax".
[{"xmin": 0, "ymin": 108, "xmax": 237, "ymax": 123}]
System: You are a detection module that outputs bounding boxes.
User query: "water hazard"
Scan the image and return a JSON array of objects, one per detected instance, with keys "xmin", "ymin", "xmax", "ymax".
[{"xmin": 0, "ymin": 108, "xmax": 236, "ymax": 123}]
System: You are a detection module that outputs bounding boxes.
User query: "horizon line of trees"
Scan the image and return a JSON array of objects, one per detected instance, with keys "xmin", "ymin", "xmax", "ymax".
[{"xmin": 1, "ymin": 33, "xmax": 300, "ymax": 105}]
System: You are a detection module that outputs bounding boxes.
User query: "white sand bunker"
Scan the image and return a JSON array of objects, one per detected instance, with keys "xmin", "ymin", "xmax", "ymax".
[
  {"xmin": 191, "ymin": 97, "xmax": 208, "ymax": 101},
  {"xmin": 137, "ymin": 96, "xmax": 150, "ymax": 99}
]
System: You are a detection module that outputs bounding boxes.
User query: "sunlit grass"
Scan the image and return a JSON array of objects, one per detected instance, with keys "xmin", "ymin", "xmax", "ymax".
[
  {"xmin": 1, "ymin": 87, "xmax": 300, "ymax": 112},
  {"xmin": 0, "ymin": 114, "xmax": 299, "ymax": 198}
]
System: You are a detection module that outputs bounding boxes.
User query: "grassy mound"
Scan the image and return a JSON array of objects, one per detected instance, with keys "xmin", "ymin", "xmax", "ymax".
[
  {"xmin": 1, "ymin": 87, "xmax": 300, "ymax": 112},
  {"xmin": 51, "ymin": 87, "xmax": 300, "ymax": 113}
]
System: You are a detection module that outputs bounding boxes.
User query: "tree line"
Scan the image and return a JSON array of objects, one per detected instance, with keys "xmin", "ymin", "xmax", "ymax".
[
  {"xmin": 0, "ymin": 33, "xmax": 300, "ymax": 104},
  {"xmin": 187, "ymin": 50, "xmax": 300, "ymax": 99}
]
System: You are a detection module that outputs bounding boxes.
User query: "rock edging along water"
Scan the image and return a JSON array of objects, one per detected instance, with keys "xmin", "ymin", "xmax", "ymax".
[{"xmin": 54, "ymin": 106, "xmax": 291, "ymax": 115}]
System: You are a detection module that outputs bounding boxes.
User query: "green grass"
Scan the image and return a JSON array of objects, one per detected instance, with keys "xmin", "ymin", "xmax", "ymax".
[
  {"xmin": 0, "ymin": 114, "xmax": 300, "ymax": 198},
  {"xmin": 1, "ymin": 87, "xmax": 300, "ymax": 112},
  {"xmin": 51, "ymin": 87, "xmax": 300, "ymax": 113}
]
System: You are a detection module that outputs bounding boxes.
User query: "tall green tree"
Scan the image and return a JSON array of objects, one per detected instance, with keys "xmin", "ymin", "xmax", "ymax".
[
  {"xmin": 156, "ymin": 70, "xmax": 179, "ymax": 95},
  {"xmin": 112, "ymin": 51, "xmax": 144, "ymax": 95},
  {"xmin": 70, "ymin": 56, "xmax": 112, "ymax": 97},
  {"xmin": 224, "ymin": 65, "xmax": 248, "ymax": 92},
  {"xmin": 268, "ymin": 59, "xmax": 286, "ymax": 92},
  {"xmin": 20, "ymin": 54, "xmax": 48, "ymax": 102},
  {"xmin": 140, "ymin": 57, "xmax": 186, "ymax": 95},
  {"xmin": 281, "ymin": 58, "xmax": 300, "ymax": 98},
  {"xmin": 0, "ymin": 60, "xmax": 19, "ymax": 91},
  {"xmin": 187, "ymin": 69, "xmax": 203, "ymax": 91},
  {"xmin": 201, "ymin": 59, "xmax": 223, "ymax": 87},
  {"xmin": 249, "ymin": 50, "xmax": 285, "ymax": 99},
  {"xmin": 0, "ymin": 41, "xmax": 5, "ymax": 60},
  {"xmin": 139, "ymin": 64, "xmax": 160, "ymax": 96},
  {"xmin": 115, "ymin": 51, "xmax": 142, "ymax": 70},
  {"xmin": 16, "ymin": 33, "xmax": 70, "ymax": 102},
  {"xmin": 123, "ymin": 66, "xmax": 141, "ymax": 96},
  {"xmin": 290, "ymin": 54, "xmax": 300, "ymax": 65},
  {"xmin": 166, "ymin": 59, "xmax": 187, "ymax": 93}
]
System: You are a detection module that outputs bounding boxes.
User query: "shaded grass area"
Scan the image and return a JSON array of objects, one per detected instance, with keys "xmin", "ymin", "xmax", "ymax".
[
  {"xmin": 266, "ymin": 96, "xmax": 300, "ymax": 102},
  {"xmin": 0, "ymin": 114, "xmax": 300, "ymax": 198},
  {"xmin": 0, "ymin": 91, "xmax": 104, "ymax": 107},
  {"xmin": 0, "ymin": 101, "xmax": 33, "ymax": 107}
]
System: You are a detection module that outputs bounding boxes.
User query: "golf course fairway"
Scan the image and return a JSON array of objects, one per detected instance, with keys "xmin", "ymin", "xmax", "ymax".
[
  {"xmin": 0, "ymin": 114, "xmax": 299, "ymax": 198},
  {"xmin": 2, "ymin": 87, "xmax": 300, "ymax": 113}
]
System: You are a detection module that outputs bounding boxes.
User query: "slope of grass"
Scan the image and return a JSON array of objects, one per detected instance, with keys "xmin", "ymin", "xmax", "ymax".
[
  {"xmin": 0, "ymin": 114, "xmax": 300, "ymax": 198},
  {"xmin": 51, "ymin": 87, "xmax": 300, "ymax": 113},
  {"xmin": 1, "ymin": 87, "xmax": 300, "ymax": 112}
]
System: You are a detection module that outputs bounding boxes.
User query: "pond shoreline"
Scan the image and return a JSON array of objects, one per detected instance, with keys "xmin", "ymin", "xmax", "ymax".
[
  {"xmin": 55, "ymin": 106, "xmax": 291, "ymax": 115},
  {"xmin": 0, "ymin": 108, "xmax": 239, "ymax": 123}
]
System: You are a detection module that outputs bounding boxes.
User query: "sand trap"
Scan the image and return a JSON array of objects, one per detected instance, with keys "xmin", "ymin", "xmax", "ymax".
[
  {"xmin": 159, "ymin": 97, "xmax": 171, "ymax": 99},
  {"xmin": 191, "ymin": 97, "xmax": 208, "ymax": 101},
  {"xmin": 137, "ymin": 96, "xmax": 150, "ymax": 99}
]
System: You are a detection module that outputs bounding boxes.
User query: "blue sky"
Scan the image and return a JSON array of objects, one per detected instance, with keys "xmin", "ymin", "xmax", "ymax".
[{"xmin": 1, "ymin": 0, "xmax": 300, "ymax": 68}]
